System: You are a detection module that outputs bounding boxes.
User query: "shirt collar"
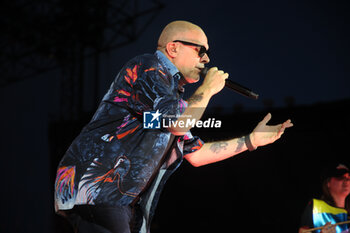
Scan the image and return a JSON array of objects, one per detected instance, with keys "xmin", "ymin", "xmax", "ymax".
[
  {"xmin": 155, "ymin": 50, "xmax": 185, "ymax": 93},
  {"xmin": 155, "ymin": 50, "xmax": 180, "ymax": 79}
]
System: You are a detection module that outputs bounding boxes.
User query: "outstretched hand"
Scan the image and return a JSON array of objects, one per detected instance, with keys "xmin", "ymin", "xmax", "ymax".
[{"xmin": 250, "ymin": 113, "xmax": 293, "ymax": 148}]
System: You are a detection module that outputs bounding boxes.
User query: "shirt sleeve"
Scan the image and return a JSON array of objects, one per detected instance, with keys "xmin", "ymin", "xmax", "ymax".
[
  {"xmin": 182, "ymin": 131, "xmax": 204, "ymax": 155},
  {"xmin": 109, "ymin": 55, "xmax": 186, "ymax": 118}
]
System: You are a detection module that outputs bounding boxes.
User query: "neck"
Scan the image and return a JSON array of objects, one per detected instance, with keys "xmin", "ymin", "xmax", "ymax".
[
  {"xmin": 178, "ymin": 77, "xmax": 188, "ymax": 86},
  {"xmin": 332, "ymin": 194, "xmax": 346, "ymax": 208}
]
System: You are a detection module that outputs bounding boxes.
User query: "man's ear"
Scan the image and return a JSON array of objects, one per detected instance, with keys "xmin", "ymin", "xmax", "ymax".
[{"xmin": 166, "ymin": 42, "xmax": 178, "ymax": 58}]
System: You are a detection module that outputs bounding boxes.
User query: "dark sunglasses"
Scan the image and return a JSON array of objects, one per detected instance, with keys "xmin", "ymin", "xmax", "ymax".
[{"xmin": 173, "ymin": 40, "xmax": 210, "ymax": 58}]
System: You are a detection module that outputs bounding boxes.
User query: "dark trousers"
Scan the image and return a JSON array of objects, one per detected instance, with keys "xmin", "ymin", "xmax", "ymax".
[{"xmin": 62, "ymin": 205, "xmax": 141, "ymax": 233}]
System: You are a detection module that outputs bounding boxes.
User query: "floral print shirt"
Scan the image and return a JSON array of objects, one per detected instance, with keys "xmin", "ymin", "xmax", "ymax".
[{"xmin": 54, "ymin": 51, "xmax": 204, "ymax": 216}]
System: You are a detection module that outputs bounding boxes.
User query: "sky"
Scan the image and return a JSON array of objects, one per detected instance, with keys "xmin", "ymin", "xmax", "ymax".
[
  {"xmin": 4, "ymin": 0, "xmax": 348, "ymax": 115},
  {"xmin": 100, "ymin": 0, "xmax": 350, "ymax": 112}
]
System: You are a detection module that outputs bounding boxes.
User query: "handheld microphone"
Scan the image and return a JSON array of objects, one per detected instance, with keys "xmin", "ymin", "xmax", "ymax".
[{"xmin": 200, "ymin": 67, "xmax": 259, "ymax": 100}]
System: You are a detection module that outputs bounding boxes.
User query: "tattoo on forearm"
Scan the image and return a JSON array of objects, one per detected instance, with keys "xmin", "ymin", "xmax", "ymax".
[
  {"xmin": 188, "ymin": 93, "xmax": 203, "ymax": 106},
  {"xmin": 235, "ymin": 136, "xmax": 246, "ymax": 152},
  {"xmin": 210, "ymin": 141, "xmax": 228, "ymax": 154}
]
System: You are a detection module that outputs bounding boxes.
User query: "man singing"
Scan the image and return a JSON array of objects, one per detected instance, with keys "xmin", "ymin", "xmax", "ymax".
[{"xmin": 54, "ymin": 20, "xmax": 293, "ymax": 233}]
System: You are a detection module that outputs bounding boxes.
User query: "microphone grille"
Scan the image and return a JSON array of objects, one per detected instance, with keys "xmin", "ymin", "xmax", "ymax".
[{"xmin": 200, "ymin": 67, "xmax": 209, "ymax": 77}]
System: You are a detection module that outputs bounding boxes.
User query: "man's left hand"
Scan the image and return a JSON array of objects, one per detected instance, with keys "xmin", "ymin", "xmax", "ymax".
[{"xmin": 250, "ymin": 113, "xmax": 293, "ymax": 148}]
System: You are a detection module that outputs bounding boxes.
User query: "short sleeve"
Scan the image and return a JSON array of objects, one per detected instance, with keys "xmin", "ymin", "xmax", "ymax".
[
  {"xmin": 182, "ymin": 131, "xmax": 204, "ymax": 155},
  {"xmin": 108, "ymin": 55, "xmax": 186, "ymax": 118}
]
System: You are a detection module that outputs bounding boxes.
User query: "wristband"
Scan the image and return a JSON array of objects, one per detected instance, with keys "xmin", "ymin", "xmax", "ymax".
[{"xmin": 245, "ymin": 134, "xmax": 256, "ymax": 151}]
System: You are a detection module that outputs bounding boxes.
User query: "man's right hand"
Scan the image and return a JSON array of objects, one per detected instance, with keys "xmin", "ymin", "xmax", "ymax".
[{"xmin": 200, "ymin": 67, "xmax": 229, "ymax": 96}]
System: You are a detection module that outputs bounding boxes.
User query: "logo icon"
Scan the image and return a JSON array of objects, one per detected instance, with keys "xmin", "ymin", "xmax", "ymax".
[{"xmin": 143, "ymin": 110, "xmax": 162, "ymax": 129}]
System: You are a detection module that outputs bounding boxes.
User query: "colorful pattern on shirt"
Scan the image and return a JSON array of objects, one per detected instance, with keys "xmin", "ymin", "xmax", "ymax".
[{"xmin": 54, "ymin": 52, "xmax": 203, "ymax": 210}]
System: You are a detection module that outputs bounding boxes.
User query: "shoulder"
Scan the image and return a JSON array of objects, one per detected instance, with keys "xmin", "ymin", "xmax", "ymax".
[
  {"xmin": 119, "ymin": 53, "xmax": 173, "ymax": 89},
  {"xmin": 299, "ymin": 199, "xmax": 314, "ymax": 227},
  {"xmin": 129, "ymin": 53, "xmax": 172, "ymax": 84},
  {"xmin": 125, "ymin": 53, "xmax": 160, "ymax": 70},
  {"xmin": 122, "ymin": 53, "xmax": 169, "ymax": 78},
  {"xmin": 300, "ymin": 199, "xmax": 313, "ymax": 215}
]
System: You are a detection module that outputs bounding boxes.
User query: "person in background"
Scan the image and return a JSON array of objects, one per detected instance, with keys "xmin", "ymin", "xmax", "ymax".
[{"xmin": 299, "ymin": 163, "xmax": 350, "ymax": 233}]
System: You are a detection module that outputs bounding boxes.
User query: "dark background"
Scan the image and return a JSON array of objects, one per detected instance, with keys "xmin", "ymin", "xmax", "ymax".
[{"xmin": 1, "ymin": 0, "xmax": 349, "ymax": 232}]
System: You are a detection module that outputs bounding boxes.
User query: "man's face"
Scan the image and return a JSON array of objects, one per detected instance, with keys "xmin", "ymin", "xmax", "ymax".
[{"xmin": 172, "ymin": 30, "xmax": 210, "ymax": 84}]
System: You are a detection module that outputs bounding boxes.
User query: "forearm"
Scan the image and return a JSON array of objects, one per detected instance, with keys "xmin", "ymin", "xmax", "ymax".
[
  {"xmin": 184, "ymin": 135, "xmax": 253, "ymax": 167},
  {"xmin": 184, "ymin": 113, "xmax": 293, "ymax": 167},
  {"xmin": 168, "ymin": 86, "xmax": 212, "ymax": 135}
]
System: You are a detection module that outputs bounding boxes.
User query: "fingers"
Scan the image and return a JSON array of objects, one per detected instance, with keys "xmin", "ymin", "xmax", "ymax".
[
  {"xmin": 217, "ymin": 70, "xmax": 229, "ymax": 80},
  {"xmin": 260, "ymin": 114, "xmax": 293, "ymax": 129},
  {"xmin": 217, "ymin": 70, "xmax": 229, "ymax": 78},
  {"xmin": 277, "ymin": 119, "xmax": 293, "ymax": 136},
  {"xmin": 252, "ymin": 115, "xmax": 293, "ymax": 146},
  {"xmin": 322, "ymin": 222, "xmax": 336, "ymax": 233},
  {"xmin": 209, "ymin": 67, "xmax": 229, "ymax": 79},
  {"xmin": 209, "ymin": 67, "xmax": 218, "ymax": 72},
  {"xmin": 281, "ymin": 119, "xmax": 294, "ymax": 130},
  {"xmin": 261, "ymin": 113, "xmax": 272, "ymax": 125},
  {"xmin": 275, "ymin": 124, "xmax": 284, "ymax": 138},
  {"xmin": 202, "ymin": 67, "xmax": 229, "ymax": 96}
]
